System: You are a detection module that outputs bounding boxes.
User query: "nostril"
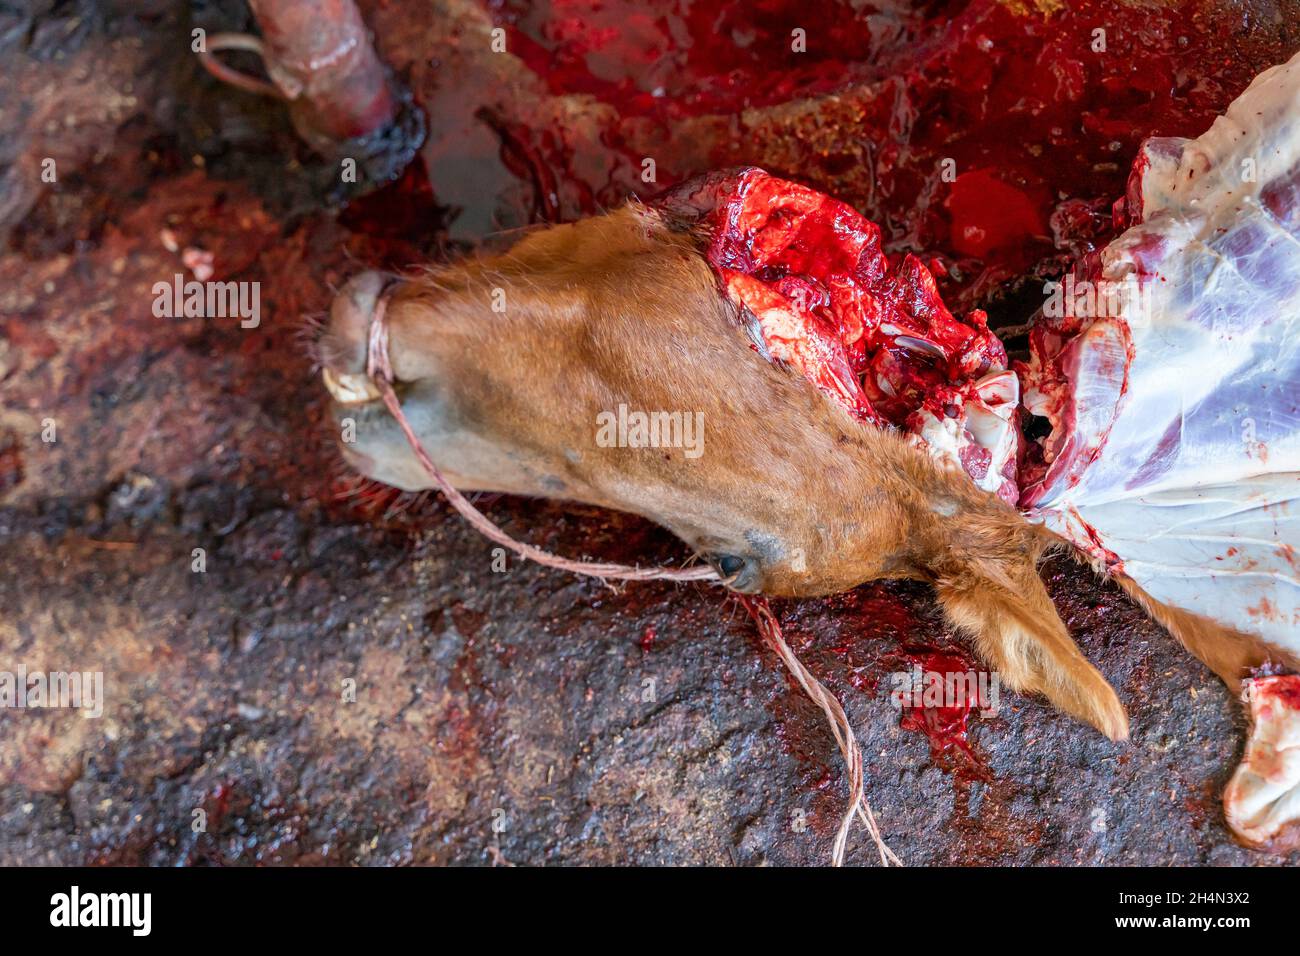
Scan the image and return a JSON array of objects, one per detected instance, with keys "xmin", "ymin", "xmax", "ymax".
[{"xmin": 322, "ymin": 270, "xmax": 389, "ymax": 374}]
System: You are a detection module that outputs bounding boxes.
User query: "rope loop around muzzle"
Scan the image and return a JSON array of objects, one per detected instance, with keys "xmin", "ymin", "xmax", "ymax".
[{"xmin": 363, "ymin": 284, "xmax": 718, "ymax": 584}]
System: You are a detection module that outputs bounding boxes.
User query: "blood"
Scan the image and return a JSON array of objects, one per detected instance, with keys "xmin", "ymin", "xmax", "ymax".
[
  {"xmin": 1254, "ymin": 672, "xmax": 1300, "ymax": 710},
  {"xmin": 206, "ymin": 781, "xmax": 234, "ymax": 833},
  {"xmin": 945, "ymin": 169, "xmax": 1049, "ymax": 260},
  {"xmin": 489, "ymin": 0, "xmax": 886, "ymax": 121},
  {"xmin": 475, "ymin": 106, "xmax": 563, "ymax": 224},
  {"xmin": 660, "ymin": 166, "xmax": 1017, "ymax": 499},
  {"xmin": 482, "ymin": 0, "xmax": 1285, "ymax": 313},
  {"xmin": 896, "ymin": 647, "xmax": 992, "ymax": 781},
  {"xmin": 337, "ymin": 156, "xmax": 447, "ymax": 268},
  {"xmin": 0, "ymin": 432, "xmax": 23, "ymax": 496}
]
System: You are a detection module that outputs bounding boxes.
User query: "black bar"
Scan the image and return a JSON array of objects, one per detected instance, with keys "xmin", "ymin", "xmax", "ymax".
[{"xmin": 0, "ymin": 865, "xmax": 1281, "ymax": 941}]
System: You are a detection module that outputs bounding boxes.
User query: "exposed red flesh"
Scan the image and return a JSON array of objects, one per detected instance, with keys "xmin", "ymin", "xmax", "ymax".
[{"xmin": 661, "ymin": 167, "xmax": 1017, "ymax": 499}]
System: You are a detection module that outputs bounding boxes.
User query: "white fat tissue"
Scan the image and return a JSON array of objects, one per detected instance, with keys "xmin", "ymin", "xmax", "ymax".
[
  {"xmin": 1018, "ymin": 50, "xmax": 1300, "ymax": 656},
  {"xmin": 1014, "ymin": 52, "xmax": 1300, "ymax": 846},
  {"xmin": 1224, "ymin": 675, "xmax": 1300, "ymax": 846},
  {"xmin": 911, "ymin": 369, "xmax": 1020, "ymax": 501}
]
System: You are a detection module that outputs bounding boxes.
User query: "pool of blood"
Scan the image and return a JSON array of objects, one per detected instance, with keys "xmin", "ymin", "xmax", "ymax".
[
  {"xmin": 487, "ymin": 0, "xmax": 889, "ymax": 118},
  {"xmin": 896, "ymin": 648, "xmax": 991, "ymax": 779},
  {"xmin": 483, "ymin": 0, "xmax": 1289, "ymax": 312}
]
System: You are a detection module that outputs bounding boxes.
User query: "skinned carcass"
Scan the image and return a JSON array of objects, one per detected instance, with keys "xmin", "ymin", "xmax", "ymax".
[{"xmin": 1018, "ymin": 50, "xmax": 1300, "ymax": 847}]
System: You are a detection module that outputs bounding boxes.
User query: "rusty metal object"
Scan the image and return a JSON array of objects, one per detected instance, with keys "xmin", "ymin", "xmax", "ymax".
[
  {"xmin": 246, "ymin": 0, "xmax": 396, "ymax": 149},
  {"xmin": 197, "ymin": 0, "xmax": 422, "ymax": 181}
]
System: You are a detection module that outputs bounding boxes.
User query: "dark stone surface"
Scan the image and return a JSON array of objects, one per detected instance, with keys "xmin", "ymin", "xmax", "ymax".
[{"xmin": 1, "ymin": 0, "xmax": 1297, "ymax": 866}]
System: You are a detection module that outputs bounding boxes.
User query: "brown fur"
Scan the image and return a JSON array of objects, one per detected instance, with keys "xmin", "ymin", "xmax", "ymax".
[{"xmin": 318, "ymin": 200, "xmax": 1283, "ymax": 745}]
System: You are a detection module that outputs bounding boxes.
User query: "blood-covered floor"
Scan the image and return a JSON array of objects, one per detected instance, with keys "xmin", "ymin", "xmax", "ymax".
[{"xmin": 2, "ymin": 0, "xmax": 1298, "ymax": 865}]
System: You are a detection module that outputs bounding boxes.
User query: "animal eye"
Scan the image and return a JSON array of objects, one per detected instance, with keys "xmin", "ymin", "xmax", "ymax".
[
  {"xmin": 707, "ymin": 554, "xmax": 760, "ymax": 593},
  {"xmin": 715, "ymin": 554, "xmax": 746, "ymax": 577}
]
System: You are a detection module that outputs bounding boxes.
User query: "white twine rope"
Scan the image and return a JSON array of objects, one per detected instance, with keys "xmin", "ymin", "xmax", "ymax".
[
  {"xmin": 740, "ymin": 595, "xmax": 901, "ymax": 866},
  {"xmin": 364, "ymin": 285, "xmax": 899, "ymax": 866},
  {"xmin": 365, "ymin": 290, "xmax": 717, "ymax": 583}
]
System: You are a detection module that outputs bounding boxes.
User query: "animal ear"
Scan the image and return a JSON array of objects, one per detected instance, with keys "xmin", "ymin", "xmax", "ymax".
[{"xmin": 929, "ymin": 513, "xmax": 1130, "ymax": 742}]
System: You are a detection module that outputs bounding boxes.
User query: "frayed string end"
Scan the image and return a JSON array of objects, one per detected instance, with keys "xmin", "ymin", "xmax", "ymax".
[{"xmin": 740, "ymin": 595, "xmax": 902, "ymax": 867}]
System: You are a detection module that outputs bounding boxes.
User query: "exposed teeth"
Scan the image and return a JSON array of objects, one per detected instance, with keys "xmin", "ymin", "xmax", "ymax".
[{"xmin": 322, "ymin": 367, "xmax": 382, "ymax": 405}]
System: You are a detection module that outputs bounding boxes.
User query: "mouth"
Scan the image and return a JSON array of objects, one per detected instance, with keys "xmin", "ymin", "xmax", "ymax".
[{"xmin": 321, "ymin": 366, "xmax": 383, "ymax": 406}]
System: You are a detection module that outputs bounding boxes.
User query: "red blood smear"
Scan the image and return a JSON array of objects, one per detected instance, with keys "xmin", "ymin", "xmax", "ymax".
[
  {"xmin": 482, "ymin": 0, "xmax": 1286, "ymax": 310},
  {"xmin": 0, "ymin": 435, "xmax": 23, "ymax": 495},
  {"xmin": 897, "ymin": 648, "xmax": 991, "ymax": 780},
  {"xmin": 207, "ymin": 782, "xmax": 234, "ymax": 831},
  {"xmin": 490, "ymin": 0, "xmax": 884, "ymax": 120},
  {"xmin": 1255, "ymin": 672, "xmax": 1300, "ymax": 710},
  {"xmin": 756, "ymin": 588, "xmax": 995, "ymax": 790}
]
